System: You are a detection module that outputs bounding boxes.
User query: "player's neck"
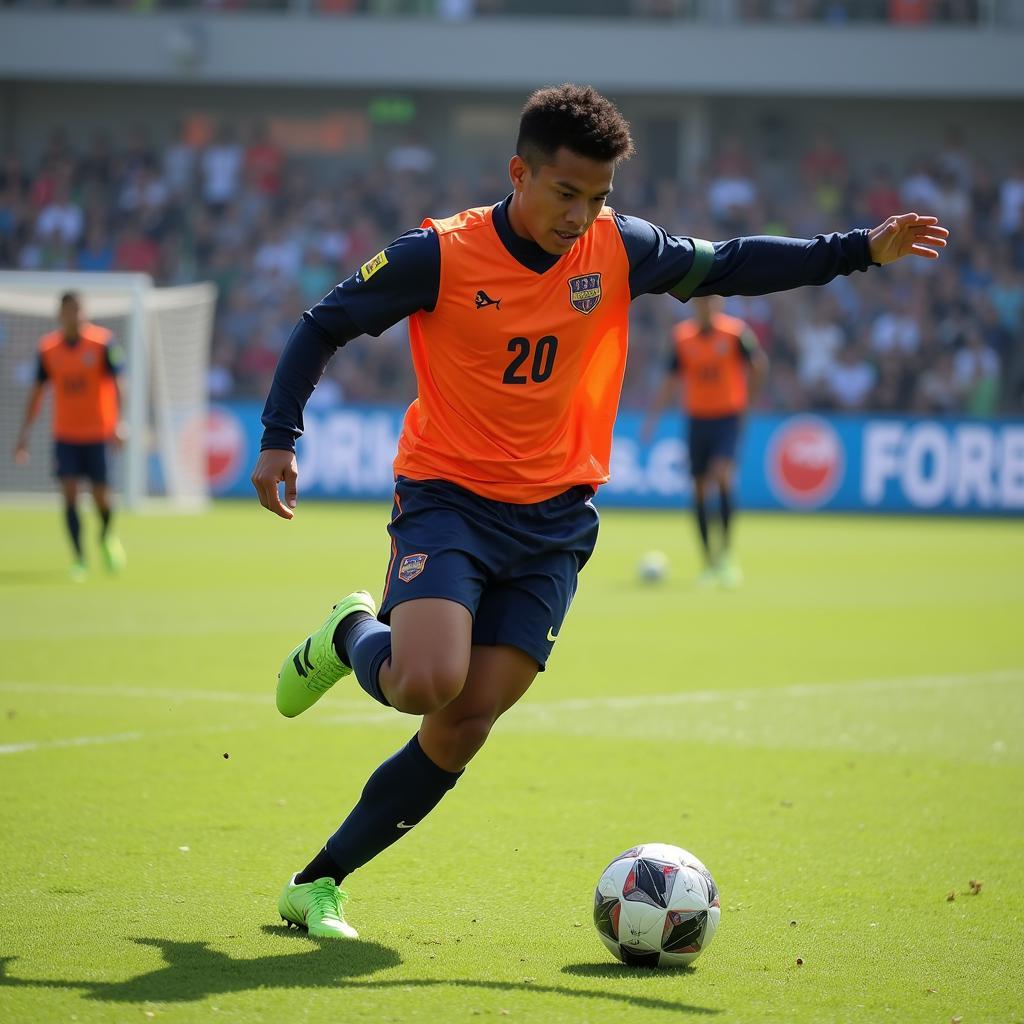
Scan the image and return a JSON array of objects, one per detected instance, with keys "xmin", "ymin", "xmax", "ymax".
[{"xmin": 506, "ymin": 193, "xmax": 536, "ymax": 245}]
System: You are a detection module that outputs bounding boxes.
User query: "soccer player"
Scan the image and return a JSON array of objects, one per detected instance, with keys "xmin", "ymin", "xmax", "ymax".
[
  {"xmin": 13, "ymin": 291, "xmax": 126, "ymax": 580},
  {"xmin": 643, "ymin": 295, "xmax": 768, "ymax": 587},
  {"xmin": 251, "ymin": 84, "xmax": 947, "ymax": 939}
]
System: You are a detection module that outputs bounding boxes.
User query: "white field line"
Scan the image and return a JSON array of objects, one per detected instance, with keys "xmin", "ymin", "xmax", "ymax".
[
  {"xmin": 315, "ymin": 668, "xmax": 1024, "ymax": 726},
  {"xmin": 0, "ymin": 681, "xmax": 364, "ymax": 708},
  {"xmin": 1, "ymin": 669, "xmax": 1020, "ymax": 754},
  {"xmin": 514, "ymin": 668, "xmax": 1024, "ymax": 716},
  {"xmin": 0, "ymin": 721, "xmax": 257, "ymax": 757},
  {"xmin": 0, "ymin": 731, "xmax": 144, "ymax": 755}
]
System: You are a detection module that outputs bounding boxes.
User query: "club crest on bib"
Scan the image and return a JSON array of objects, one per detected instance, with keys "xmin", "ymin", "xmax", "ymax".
[
  {"xmin": 568, "ymin": 273, "xmax": 602, "ymax": 315},
  {"xmin": 398, "ymin": 552, "xmax": 428, "ymax": 583}
]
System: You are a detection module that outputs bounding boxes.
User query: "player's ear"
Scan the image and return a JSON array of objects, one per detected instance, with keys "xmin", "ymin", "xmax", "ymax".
[{"xmin": 509, "ymin": 154, "xmax": 529, "ymax": 192}]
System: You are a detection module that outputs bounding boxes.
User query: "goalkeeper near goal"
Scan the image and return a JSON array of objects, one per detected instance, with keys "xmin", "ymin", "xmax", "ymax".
[{"xmin": 12, "ymin": 291, "xmax": 126, "ymax": 580}]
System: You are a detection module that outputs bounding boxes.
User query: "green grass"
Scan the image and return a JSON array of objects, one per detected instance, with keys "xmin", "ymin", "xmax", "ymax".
[{"xmin": 1, "ymin": 501, "xmax": 1022, "ymax": 1024}]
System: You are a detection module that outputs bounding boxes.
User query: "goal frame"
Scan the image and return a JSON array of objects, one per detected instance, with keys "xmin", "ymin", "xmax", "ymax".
[{"xmin": 0, "ymin": 270, "xmax": 209, "ymax": 510}]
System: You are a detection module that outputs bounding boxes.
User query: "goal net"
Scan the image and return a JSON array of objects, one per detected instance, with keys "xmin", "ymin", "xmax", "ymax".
[{"xmin": 0, "ymin": 272, "xmax": 216, "ymax": 509}]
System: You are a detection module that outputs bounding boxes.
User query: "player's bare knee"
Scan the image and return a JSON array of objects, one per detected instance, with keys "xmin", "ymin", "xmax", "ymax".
[{"xmin": 390, "ymin": 666, "xmax": 465, "ymax": 715}]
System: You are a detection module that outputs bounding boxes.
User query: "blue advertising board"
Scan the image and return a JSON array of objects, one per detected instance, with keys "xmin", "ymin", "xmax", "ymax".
[{"xmin": 206, "ymin": 401, "xmax": 1024, "ymax": 515}]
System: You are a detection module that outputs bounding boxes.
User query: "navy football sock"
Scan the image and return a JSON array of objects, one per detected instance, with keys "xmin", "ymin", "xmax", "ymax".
[
  {"xmin": 719, "ymin": 487, "xmax": 733, "ymax": 547},
  {"xmin": 694, "ymin": 498, "xmax": 710, "ymax": 559},
  {"xmin": 294, "ymin": 846, "xmax": 342, "ymax": 886},
  {"xmin": 64, "ymin": 503, "xmax": 82, "ymax": 558},
  {"xmin": 342, "ymin": 615, "xmax": 392, "ymax": 707},
  {"xmin": 98, "ymin": 505, "xmax": 112, "ymax": 540},
  {"xmin": 332, "ymin": 611, "xmax": 371, "ymax": 668},
  {"xmin": 313, "ymin": 734, "xmax": 462, "ymax": 883}
]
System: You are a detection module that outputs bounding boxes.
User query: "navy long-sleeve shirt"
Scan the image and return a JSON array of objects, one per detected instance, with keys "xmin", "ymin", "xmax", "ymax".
[{"xmin": 261, "ymin": 195, "xmax": 874, "ymax": 451}]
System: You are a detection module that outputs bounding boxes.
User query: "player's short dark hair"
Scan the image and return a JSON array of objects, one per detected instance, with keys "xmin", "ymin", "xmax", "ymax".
[
  {"xmin": 517, "ymin": 84, "xmax": 635, "ymax": 169},
  {"xmin": 59, "ymin": 291, "xmax": 80, "ymax": 308}
]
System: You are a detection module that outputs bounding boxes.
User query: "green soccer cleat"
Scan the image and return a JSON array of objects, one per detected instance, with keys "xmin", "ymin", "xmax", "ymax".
[
  {"xmin": 717, "ymin": 554, "xmax": 744, "ymax": 589},
  {"xmin": 68, "ymin": 557, "xmax": 88, "ymax": 583},
  {"xmin": 696, "ymin": 564, "xmax": 719, "ymax": 589},
  {"xmin": 101, "ymin": 535, "xmax": 126, "ymax": 574},
  {"xmin": 276, "ymin": 590, "xmax": 376, "ymax": 718},
  {"xmin": 278, "ymin": 875, "xmax": 358, "ymax": 940}
]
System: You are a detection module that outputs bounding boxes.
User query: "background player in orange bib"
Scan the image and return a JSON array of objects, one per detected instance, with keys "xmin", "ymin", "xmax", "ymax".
[
  {"xmin": 644, "ymin": 295, "xmax": 768, "ymax": 587},
  {"xmin": 250, "ymin": 84, "xmax": 948, "ymax": 939},
  {"xmin": 13, "ymin": 291, "xmax": 126, "ymax": 580}
]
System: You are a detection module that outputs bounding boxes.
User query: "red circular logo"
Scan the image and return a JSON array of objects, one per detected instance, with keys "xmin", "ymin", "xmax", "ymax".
[
  {"xmin": 204, "ymin": 406, "xmax": 246, "ymax": 491},
  {"xmin": 768, "ymin": 417, "xmax": 844, "ymax": 508}
]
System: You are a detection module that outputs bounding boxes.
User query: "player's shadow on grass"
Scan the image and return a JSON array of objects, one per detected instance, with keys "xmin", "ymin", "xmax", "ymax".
[
  {"xmin": 0, "ymin": 937, "xmax": 399, "ymax": 1004},
  {"xmin": 0, "ymin": 934, "xmax": 720, "ymax": 1016}
]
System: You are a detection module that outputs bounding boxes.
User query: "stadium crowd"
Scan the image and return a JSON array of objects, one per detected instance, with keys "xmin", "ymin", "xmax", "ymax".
[
  {"xmin": 0, "ymin": 0, "xmax": 1001, "ymax": 24},
  {"xmin": 1, "ymin": 119, "xmax": 1021, "ymax": 415}
]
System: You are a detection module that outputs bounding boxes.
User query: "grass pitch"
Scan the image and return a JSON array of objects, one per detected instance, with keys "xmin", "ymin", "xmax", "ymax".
[{"xmin": 0, "ymin": 501, "xmax": 1021, "ymax": 1024}]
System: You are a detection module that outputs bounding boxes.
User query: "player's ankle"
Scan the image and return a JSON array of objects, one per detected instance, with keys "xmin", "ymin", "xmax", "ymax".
[{"xmin": 332, "ymin": 610, "xmax": 373, "ymax": 668}]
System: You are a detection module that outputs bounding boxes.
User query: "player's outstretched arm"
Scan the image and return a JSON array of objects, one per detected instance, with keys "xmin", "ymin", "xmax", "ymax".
[
  {"xmin": 868, "ymin": 213, "xmax": 949, "ymax": 265},
  {"xmin": 251, "ymin": 448, "xmax": 299, "ymax": 520}
]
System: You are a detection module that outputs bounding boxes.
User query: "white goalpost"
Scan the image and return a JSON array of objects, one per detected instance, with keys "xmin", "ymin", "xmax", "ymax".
[{"xmin": 0, "ymin": 271, "xmax": 216, "ymax": 510}]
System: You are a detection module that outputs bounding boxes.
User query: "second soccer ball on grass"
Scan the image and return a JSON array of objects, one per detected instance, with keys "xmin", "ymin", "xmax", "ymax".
[{"xmin": 636, "ymin": 550, "xmax": 669, "ymax": 584}]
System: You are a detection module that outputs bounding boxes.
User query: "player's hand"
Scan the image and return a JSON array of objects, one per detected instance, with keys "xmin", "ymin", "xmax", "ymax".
[
  {"xmin": 13, "ymin": 441, "xmax": 30, "ymax": 466},
  {"xmin": 251, "ymin": 448, "xmax": 299, "ymax": 520},
  {"xmin": 111, "ymin": 421, "xmax": 127, "ymax": 451},
  {"xmin": 869, "ymin": 213, "xmax": 949, "ymax": 266}
]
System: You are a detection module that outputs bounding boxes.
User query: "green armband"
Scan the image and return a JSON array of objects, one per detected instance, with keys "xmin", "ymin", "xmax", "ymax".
[{"xmin": 668, "ymin": 238, "xmax": 715, "ymax": 302}]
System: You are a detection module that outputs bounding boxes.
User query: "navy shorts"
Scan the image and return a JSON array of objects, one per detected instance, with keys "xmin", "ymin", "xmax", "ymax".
[
  {"xmin": 687, "ymin": 415, "xmax": 741, "ymax": 478},
  {"xmin": 379, "ymin": 477, "xmax": 600, "ymax": 670},
  {"xmin": 53, "ymin": 441, "xmax": 109, "ymax": 485}
]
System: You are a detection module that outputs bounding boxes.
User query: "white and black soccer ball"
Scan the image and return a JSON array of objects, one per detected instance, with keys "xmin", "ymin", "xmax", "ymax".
[
  {"xmin": 636, "ymin": 550, "xmax": 669, "ymax": 584},
  {"xmin": 594, "ymin": 842, "xmax": 721, "ymax": 968}
]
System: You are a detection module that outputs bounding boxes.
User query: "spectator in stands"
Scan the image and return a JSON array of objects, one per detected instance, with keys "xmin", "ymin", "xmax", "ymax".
[
  {"xmin": 36, "ymin": 174, "xmax": 83, "ymax": 249},
  {"xmin": 706, "ymin": 136, "xmax": 758, "ymax": 232},
  {"xmin": 864, "ymin": 164, "xmax": 903, "ymax": 224},
  {"xmin": 164, "ymin": 120, "xmax": 198, "ymax": 200},
  {"xmin": 825, "ymin": 341, "xmax": 876, "ymax": 411},
  {"xmin": 244, "ymin": 122, "xmax": 285, "ymax": 197},
  {"xmin": 254, "ymin": 218, "xmax": 303, "ymax": 282},
  {"xmin": 998, "ymin": 158, "xmax": 1024, "ymax": 239},
  {"xmin": 2, "ymin": 110, "xmax": 1021, "ymax": 418},
  {"xmin": 954, "ymin": 323, "xmax": 1001, "ymax": 415},
  {"xmin": 793, "ymin": 294, "xmax": 845, "ymax": 391},
  {"xmin": 901, "ymin": 158, "xmax": 942, "ymax": 212},
  {"xmin": 989, "ymin": 260, "xmax": 1024, "ymax": 334},
  {"xmin": 871, "ymin": 284, "xmax": 923, "ymax": 356},
  {"xmin": 201, "ymin": 123, "xmax": 244, "ymax": 215},
  {"xmin": 872, "ymin": 348, "xmax": 914, "ymax": 411},
  {"xmin": 114, "ymin": 219, "xmax": 160, "ymax": 275},
  {"xmin": 77, "ymin": 223, "xmax": 115, "ymax": 273}
]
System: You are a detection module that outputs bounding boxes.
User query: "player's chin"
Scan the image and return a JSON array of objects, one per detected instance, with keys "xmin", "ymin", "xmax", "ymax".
[{"xmin": 547, "ymin": 229, "xmax": 580, "ymax": 254}]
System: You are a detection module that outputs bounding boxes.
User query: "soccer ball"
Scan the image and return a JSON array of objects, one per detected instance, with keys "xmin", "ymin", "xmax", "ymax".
[
  {"xmin": 593, "ymin": 843, "xmax": 721, "ymax": 968},
  {"xmin": 637, "ymin": 550, "xmax": 669, "ymax": 583}
]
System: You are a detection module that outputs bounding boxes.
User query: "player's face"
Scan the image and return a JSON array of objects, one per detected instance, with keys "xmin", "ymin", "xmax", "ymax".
[
  {"xmin": 59, "ymin": 299, "xmax": 81, "ymax": 337},
  {"xmin": 509, "ymin": 147, "xmax": 615, "ymax": 256},
  {"xmin": 694, "ymin": 295, "xmax": 722, "ymax": 327}
]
